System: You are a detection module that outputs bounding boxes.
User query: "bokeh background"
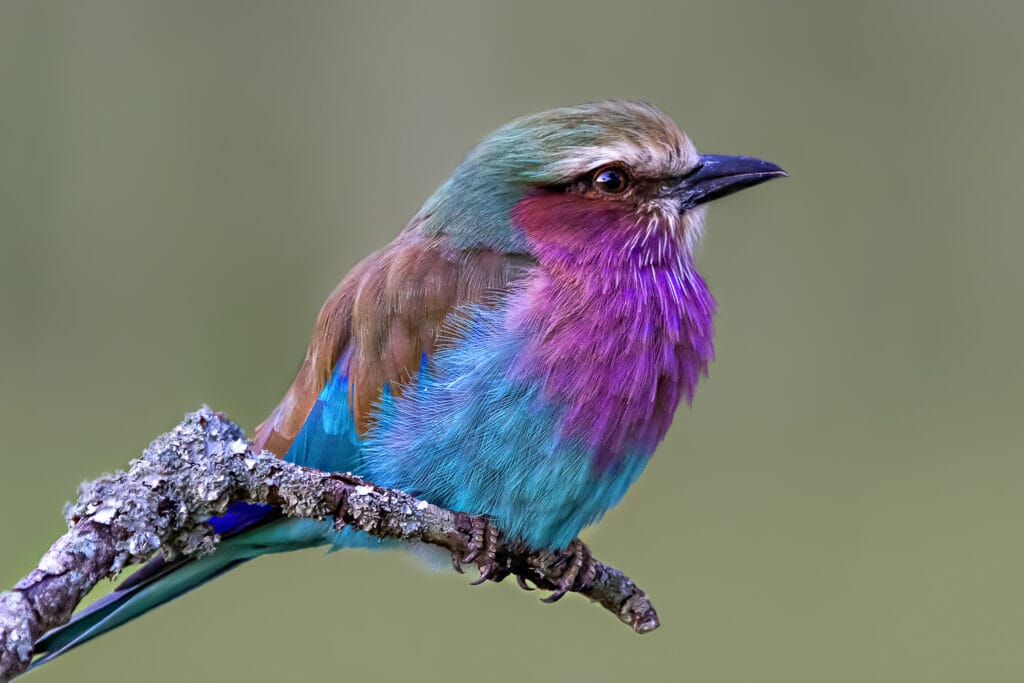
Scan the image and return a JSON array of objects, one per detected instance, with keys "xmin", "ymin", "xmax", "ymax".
[{"xmin": 2, "ymin": 1, "xmax": 1022, "ymax": 681}]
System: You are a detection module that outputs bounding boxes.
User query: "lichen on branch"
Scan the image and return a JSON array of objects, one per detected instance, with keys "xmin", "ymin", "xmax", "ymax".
[{"xmin": 0, "ymin": 408, "xmax": 659, "ymax": 681}]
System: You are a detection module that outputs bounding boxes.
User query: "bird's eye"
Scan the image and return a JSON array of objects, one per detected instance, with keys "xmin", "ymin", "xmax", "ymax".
[{"xmin": 592, "ymin": 166, "xmax": 630, "ymax": 195}]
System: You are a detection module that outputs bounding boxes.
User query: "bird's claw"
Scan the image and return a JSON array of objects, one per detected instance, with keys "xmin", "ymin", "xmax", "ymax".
[
  {"xmin": 539, "ymin": 539, "xmax": 596, "ymax": 603},
  {"xmin": 462, "ymin": 515, "xmax": 490, "ymax": 564},
  {"xmin": 452, "ymin": 516, "xmax": 507, "ymax": 584},
  {"xmin": 452, "ymin": 520, "xmax": 594, "ymax": 599}
]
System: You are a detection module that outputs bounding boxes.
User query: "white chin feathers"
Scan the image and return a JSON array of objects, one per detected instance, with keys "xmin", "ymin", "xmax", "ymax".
[
  {"xmin": 681, "ymin": 204, "xmax": 707, "ymax": 254},
  {"xmin": 631, "ymin": 201, "xmax": 706, "ymax": 263}
]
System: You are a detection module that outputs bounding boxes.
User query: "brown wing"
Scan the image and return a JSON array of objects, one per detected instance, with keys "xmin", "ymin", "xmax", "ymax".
[{"xmin": 253, "ymin": 230, "xmax": 528, "ymax": 457}]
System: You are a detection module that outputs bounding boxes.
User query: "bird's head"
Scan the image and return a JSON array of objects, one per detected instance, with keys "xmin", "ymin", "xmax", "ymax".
[{"xmin": 416, "ymin": 100, "xmax": 785, "ymax": 260}]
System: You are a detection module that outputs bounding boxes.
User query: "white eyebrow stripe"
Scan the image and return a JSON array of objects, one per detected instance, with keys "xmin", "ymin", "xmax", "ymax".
[{"xmin": 546, "ymin": 138, "xmax": 698, "ymax": 180}]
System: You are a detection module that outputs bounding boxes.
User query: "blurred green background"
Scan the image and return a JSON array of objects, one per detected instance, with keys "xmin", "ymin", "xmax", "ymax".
[{"xmin": 2, "ymin": 1, "xmax": 1022, "ymax": 681}]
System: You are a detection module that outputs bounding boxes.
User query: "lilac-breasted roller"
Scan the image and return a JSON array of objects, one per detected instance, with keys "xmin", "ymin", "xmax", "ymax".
[{"xmin": 33, "ymin": 101, "xmax": 784, "ymax": 663}]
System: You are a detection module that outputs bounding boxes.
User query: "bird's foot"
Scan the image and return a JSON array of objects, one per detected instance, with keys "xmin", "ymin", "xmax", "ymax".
[
  {"xmin": 539, "ymin": 539, "xmax": 597, "ymax": 603},
  {"xmin": 451, "ymin": 516, "xmax": 508, "ymax": 584}
]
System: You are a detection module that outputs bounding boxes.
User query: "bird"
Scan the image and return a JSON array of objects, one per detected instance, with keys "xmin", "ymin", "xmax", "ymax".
[{"xmin": 32, "ymin": 100, "xmax": 784, "ymax": 664}]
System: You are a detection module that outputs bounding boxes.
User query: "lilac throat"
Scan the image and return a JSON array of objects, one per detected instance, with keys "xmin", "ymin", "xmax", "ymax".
[{"xmin": 509, "ymin": 194, "xmax": 717, "ymax": 472}]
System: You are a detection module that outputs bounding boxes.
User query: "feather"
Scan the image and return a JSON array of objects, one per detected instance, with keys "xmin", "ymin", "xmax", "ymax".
[{"xmin": 255, "ymin": 231, "xmax": 528, "ymax": 455}]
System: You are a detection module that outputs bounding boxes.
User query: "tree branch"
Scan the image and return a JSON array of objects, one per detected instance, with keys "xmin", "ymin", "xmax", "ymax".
[{"xmin": 0, "ymin": 408, "xmax": 659, "ymax": 681}]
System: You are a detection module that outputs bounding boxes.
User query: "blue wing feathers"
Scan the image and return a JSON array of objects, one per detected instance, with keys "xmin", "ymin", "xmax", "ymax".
[{"xmin": 284, "ymin": 364, "xmax": 362, "ymax": 472}]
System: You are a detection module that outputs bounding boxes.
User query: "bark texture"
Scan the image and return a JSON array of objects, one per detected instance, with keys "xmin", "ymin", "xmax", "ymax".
[{"xmin": 0, "ymin": 408, "xmax": 659, "ymax": 681}]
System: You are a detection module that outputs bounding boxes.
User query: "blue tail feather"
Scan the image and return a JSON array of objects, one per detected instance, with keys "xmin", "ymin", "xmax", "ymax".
[
  {"xmin": 31, "ymin": 514, "xmax": 341, "ymax": 667},
  {"xmin": 33, "ymin": 554, "xmax": 250, "ymax": 667}
]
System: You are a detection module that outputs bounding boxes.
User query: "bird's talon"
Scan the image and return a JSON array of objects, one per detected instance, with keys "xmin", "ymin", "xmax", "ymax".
[
  {"xmin": 457, "ymin": 516, "xmax": 504, "ymax": 584},
  {"xmin": 460, "ymin": 516, "xmax": 488, "ymax": 565},
  {"xmin": 539, "ymin": 539, "xmax": 593, "ymax": 603}
]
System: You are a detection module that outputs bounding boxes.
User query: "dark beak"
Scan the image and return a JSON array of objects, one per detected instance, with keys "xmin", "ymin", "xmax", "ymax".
[{"xmin": 676, "ymin": 154, "xmax": 786, "ymax": 210}]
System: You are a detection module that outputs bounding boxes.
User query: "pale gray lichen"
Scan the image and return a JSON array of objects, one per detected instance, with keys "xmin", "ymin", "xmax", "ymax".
[
  {"xmin": 0, "ymin": 407, "xmax": 658, "ymax": 682},
  {"xmin": 0, "ymin": 594, "xmax": 35, "ymax": 676},
  {"xmin": 63, "ymin": 408, "xmax": 242, "ymax": 565}
]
